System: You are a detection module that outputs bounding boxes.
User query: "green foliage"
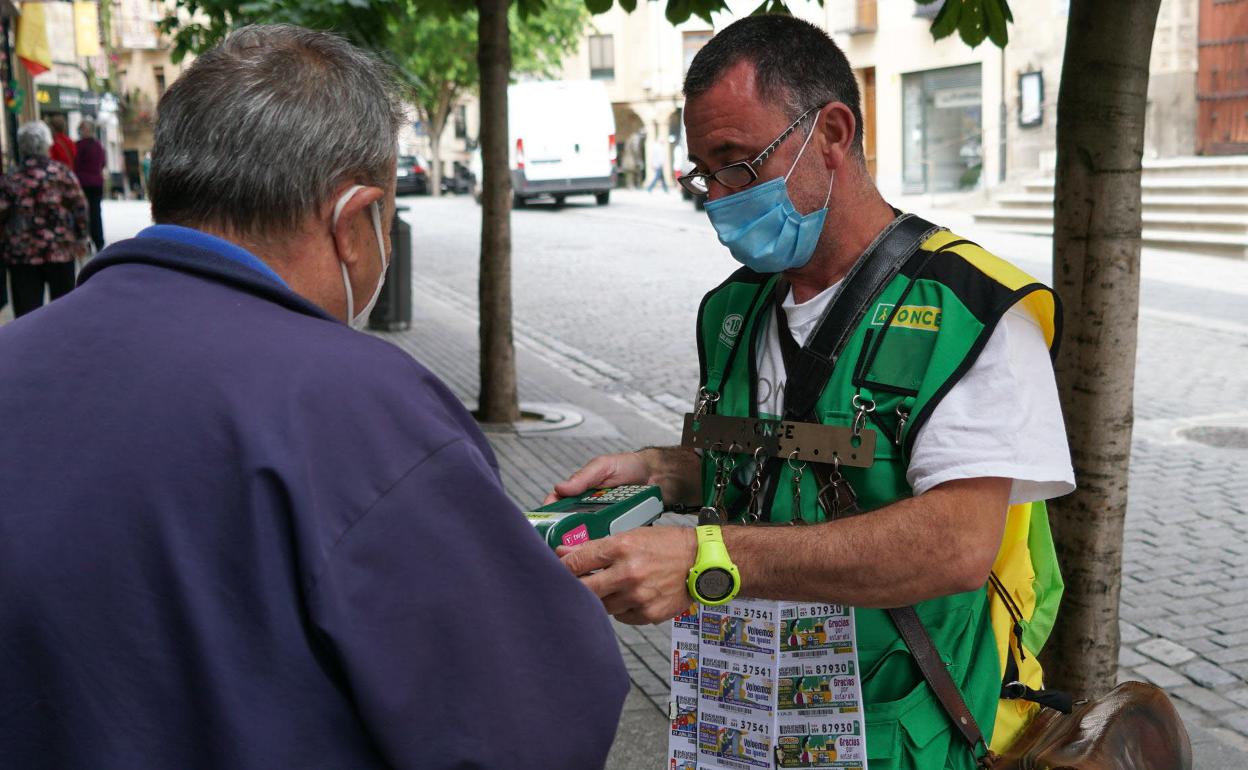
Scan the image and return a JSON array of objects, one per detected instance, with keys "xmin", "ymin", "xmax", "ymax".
[
  {"xmin": 157, "ymin": 0, "xmax": 404, "ymax": 63},
  {"xmin": 161, "ymin": 0, "xmax": 1015, "ymax": 68},
  {"xmin": 159, "ymin": 0, "xmax": 585, "ymax": 134},
  {"xmin": 572, "ymin": 0, "xmax": 1014, "ymax": 50},
  {"xmin": 655, "ymin": 0, "xmax": 728, "ymax": 26},
  {"xmin": 390, "ymin": 0, "xmax": 585, "ymax": 133},
  {"xmin": 919, "ymin": 0, "xmax": 1012, "ymax": 48}
]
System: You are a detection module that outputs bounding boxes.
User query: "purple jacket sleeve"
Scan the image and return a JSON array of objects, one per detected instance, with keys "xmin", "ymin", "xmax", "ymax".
[{"xmin": 308, "ymin": 438, "xmax": 629, "ymax": 770}]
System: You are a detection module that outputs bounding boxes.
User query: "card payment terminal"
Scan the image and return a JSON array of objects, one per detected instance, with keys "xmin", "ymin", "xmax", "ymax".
[{"xmin": 526, "ymin": 485, "xmax": 663, "ymax": 549}]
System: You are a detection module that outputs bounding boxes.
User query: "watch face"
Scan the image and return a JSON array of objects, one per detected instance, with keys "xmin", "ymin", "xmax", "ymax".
[{"xmin": 696, "ymin": 567, "xmax": 735, "ymax": 602}]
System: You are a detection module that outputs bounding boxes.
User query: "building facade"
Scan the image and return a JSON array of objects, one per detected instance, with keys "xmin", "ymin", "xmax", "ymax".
[
  {"xmin": 557, "ymin": 0, "xmax": 1215, "ymax": 197},
  {"xmin": 108, "ymin": 0, "xmax": 193, "ymax": 195}
]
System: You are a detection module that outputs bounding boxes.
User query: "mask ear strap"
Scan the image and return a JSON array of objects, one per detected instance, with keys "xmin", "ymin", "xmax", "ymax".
[
  {"xmin": 784, "ymin": 121, "xmax": 820, "ymax": 183},
  {"xmin": 369, "ymin": 202, "xmax": 386, "ymax": 268},
  {"xmin": 822, "ymin": 169, "xmax": 835, "ymax": 209},
  {"xmin": 332, "ymin": 184, "xmax": 366, "ymax": 231},
  {"xmin": 333, "ymin": 184, "xmax": 366, "ymax": 323}
]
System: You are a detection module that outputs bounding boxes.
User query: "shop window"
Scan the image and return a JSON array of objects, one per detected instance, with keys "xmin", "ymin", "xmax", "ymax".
[
  {"xmin": 454, "ymin": 105, "xmax": 467, "ymax": 139},
  {"xmin": 902, "ymin": 64, "xmax": 983, "ymax": 194}
]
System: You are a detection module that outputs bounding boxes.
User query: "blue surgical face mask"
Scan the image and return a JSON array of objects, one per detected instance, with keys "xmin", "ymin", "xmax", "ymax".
[{"xmin": 704, "ymin": 126, "xmax": 834, "ymax": 274}]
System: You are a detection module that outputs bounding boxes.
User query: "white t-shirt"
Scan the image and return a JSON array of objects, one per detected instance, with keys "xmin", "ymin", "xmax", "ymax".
[{"xmin": 755, "ymin": 282, "xmax": 1075, "ymax": 506}]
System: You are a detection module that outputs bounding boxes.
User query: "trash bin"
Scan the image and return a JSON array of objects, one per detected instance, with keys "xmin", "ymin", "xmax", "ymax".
[{"xmin": 369, "ymin": 205, "xmax": 412, "ymax": 331}]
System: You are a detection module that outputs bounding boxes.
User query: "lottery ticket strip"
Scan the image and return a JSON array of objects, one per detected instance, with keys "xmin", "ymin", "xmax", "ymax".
[
  {"xmin": 670, "ymin": 600, "xmax": 867, "ymax": 770},
  {"xmin": 376, "ymin": 283, "xmax": 1248, "ymax": 768}
]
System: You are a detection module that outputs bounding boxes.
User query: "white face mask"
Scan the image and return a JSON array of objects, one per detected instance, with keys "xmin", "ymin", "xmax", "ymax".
[{"xmin": 332, "ymin": 184, "xmax": 388, "ymax": 329}]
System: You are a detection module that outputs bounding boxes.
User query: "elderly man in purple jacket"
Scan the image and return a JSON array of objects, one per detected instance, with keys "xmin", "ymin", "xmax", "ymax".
[{"xmin": 0, "ymin": 25, "xmax": 628, "ymax": 770}]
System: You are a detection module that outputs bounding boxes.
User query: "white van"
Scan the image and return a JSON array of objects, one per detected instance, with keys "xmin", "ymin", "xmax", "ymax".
[{"xmin": 506, "ymin": 80, "xmax": 616, "ymax": 207}]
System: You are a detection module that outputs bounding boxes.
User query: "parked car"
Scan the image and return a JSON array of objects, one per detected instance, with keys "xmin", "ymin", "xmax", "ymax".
[
  {"xmin": 396, "ymin": 154, "xmax": 430, "ymax": 195},
  {"xmin": 503, "ymin": 80, "xmax": 616, "ymax": 208}
]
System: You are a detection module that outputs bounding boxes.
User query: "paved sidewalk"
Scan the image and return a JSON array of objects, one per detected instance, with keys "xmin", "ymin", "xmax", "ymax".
[
  {"xmin": 386, "ymin": 271, "xmax": 1247, "ymax": 766},
  {"xmin": 379, "ymin": 281, "xmax": 676, "ymax": 768}
]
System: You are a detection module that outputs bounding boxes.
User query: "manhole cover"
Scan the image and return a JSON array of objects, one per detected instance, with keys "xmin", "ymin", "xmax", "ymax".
[{"xmin": 1177, "ymin": 425, "xmax": 1248, "ymax": 449}]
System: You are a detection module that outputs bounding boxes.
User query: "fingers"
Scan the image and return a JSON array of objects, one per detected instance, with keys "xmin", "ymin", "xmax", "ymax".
[
  {"xmin": 615, "ymin": 608, "xmax": 658, "ymax": 626},
  {"xmin": 559, "ymin": 539, "xmax": 616, "ymax": 580},
  {"xmin": 554, "ymin": 456, "xmax": 617, "ymax": 497},
  {"xmin": 609, "ymin": 598, "xmax": 691, "ymax": 626},
  {"xmin": 542, "ymin": 459, "xmax": 608, "ymax": 505},
  {"xmin": 543, "ymin": 452, "xmax": 649, "ymax": 505},
  {"xmin": 561, "ymin": 528, "xmax": 699, "ymax": 625}
]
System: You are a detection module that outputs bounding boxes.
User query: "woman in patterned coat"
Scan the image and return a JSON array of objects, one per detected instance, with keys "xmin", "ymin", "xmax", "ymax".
[{"xmin": 0, "ymin": 122, "xmax": 89, "ymax": 318}]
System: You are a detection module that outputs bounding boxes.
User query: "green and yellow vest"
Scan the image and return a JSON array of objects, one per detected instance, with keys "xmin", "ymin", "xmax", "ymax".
[{"xmin": 694, "ymin": 228, "xmax": 1065, "ymax": 769}]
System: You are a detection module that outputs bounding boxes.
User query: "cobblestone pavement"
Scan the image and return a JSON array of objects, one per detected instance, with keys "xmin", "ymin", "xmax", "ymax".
[{"xmin": 43, "ymin": 196, "xmax": 1248, "ymax": 762}]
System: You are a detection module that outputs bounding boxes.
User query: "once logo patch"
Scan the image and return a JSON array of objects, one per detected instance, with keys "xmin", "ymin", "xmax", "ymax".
[
  {"xmin": 719, "ymin": 313, "xmax": 744, "ymax": 346},
  {"xmin": 870, "ymin": 303, "xmax": 941, "ymax": 332}
]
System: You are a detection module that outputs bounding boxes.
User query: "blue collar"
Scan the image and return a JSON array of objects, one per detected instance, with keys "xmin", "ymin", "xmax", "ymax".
[{"xmin": 137, "ymin": 225, "xmax": 289, "ymax": 288}]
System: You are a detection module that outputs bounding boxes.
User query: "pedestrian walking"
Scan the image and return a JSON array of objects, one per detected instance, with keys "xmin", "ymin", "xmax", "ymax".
[
  {"xmin": 0, "ymin": 24, "xmax": 627, "ymax": 770},
  {"xmin": 74, "ymin": 118, "xmax": 107, "ymax": 251},
  {"xmin": 0, "ymin": 122, "xmax": 89, "ymax": 317},
  {"xmin": 140, "ymin": 150, "xmax": 152, "ymax": 198},
  {"xmin": 646, "ymin": 160, "xmax": 668, "ymax": 192},
  {"xmin": 46, "ymin": 114, "xmax": 76, "ymax": 168}
]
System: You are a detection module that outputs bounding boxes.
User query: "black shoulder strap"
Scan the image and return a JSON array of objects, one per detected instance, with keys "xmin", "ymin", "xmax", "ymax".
[{"xmin": 782, "ymin": 213, "xmax": 941, "ymax": 421}]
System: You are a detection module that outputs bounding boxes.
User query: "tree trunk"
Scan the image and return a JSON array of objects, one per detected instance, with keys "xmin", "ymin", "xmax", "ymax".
[
  {"xmin": 428, "ymin": 129, "xmax": 443, "ymax": 198},
  {"xmin": 1044, "ymin": 0, "xmax": 1162, "ymax": 696},
  {"xmin": 426, "ymin": 86, "xmax": 457, "ymax": 199},
  {"xmin": 475, "ymin": 0, "xmax": 519, "ymax": 423}
]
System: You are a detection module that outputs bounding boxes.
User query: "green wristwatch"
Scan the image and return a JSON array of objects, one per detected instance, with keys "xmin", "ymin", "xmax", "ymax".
[{"xmin": 686, "ymin": 525, "xmax": 741, "ymax": 605}]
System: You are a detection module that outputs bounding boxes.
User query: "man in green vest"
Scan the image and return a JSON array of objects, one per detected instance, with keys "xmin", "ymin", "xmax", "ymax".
[{"xmin": 548, "ymin": 15, "xmax": 1074, "ymax": 769}]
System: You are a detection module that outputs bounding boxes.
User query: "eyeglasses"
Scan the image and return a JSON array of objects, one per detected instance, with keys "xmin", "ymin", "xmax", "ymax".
[{"xmin": 677, "ymin": 104, "xmax": 824, "ymax": 196}]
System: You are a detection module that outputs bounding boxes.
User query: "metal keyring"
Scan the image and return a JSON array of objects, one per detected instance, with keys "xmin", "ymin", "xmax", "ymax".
[
  {"xmin": 852, "ymin": 394, "xmax": 877, "ymax": 413},
  {"xmin": 694, "ymin": 388, "xmax": 720, "ymax": 421},
  {"xmin": 786, "ymin": 449, "xmax": 805, "ymax": 471}
]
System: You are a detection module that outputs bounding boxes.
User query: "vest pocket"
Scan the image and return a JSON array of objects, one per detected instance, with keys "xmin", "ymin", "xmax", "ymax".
[
  {"xmin": 864, "ymin": 674, "xmax": 965, "ymax": 769},
  {"xmin": 859, "ymin": 603, "xmax": 981, "ymax": 769}
]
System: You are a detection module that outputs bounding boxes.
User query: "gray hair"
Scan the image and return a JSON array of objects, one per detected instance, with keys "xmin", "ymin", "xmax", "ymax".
[
  {"xmin": 78, "ymin": 118, "xmax": 96, "ymax": 138},
  {"xmin": 17, "ymin": 121, "xmax": 52, "ymax": 159},
  {"xmin": 149, "ymin": 24, "xmax": 404, "ymax": 237}
]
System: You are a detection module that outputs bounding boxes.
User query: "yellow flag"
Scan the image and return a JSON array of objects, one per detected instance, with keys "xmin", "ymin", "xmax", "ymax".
[
  {"xmin": 16, "ymin": 2, "xmax": 53, "ymax": 77},
  {"xmin": 74, "ymin": 2, "xmax": 101, "ymax": 58}
]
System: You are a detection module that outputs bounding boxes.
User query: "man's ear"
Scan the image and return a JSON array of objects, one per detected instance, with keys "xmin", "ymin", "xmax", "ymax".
[
  {"xmin": 329, "ymin": 184, "xmax": 385, "ymax": 266},
  {"xmin": 817, "ymin": 102, "xmax": 857, "ymax": 172}
]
